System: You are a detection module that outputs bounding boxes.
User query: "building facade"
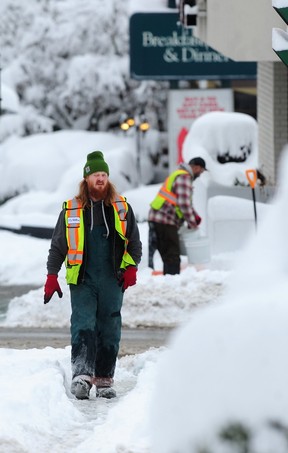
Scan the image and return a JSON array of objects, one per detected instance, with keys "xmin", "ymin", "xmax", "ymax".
[{"xmin": 194, "ymin": 0, "xmax": 288, "ymax": 183}]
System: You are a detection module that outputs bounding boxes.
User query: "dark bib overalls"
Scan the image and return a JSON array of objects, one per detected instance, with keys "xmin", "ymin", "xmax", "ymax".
[{"xmin": 70, "ymin": 202, "xmax": 123, "ymax": 380}]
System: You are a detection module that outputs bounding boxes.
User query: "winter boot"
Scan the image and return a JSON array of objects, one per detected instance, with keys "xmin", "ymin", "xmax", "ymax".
[
  {"xmin": 94, "ymin": 376, "xmax": 116, "ymax": 399},
  {"xmin": 163, "ymin": 262, "xmax": 180, "ymax": 275},
  {"xmin": 71, "ymin": 376, "xmax": 92, "ymax": 400},
  {"xmin": 96, "ymin": 386, "xmax": 117, "ymax": 399}
]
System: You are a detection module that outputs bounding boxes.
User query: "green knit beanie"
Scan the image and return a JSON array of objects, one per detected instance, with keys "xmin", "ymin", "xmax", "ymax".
[{"xmin": 83, "ymin": 151, "xmax": 109, "ymax": 177}]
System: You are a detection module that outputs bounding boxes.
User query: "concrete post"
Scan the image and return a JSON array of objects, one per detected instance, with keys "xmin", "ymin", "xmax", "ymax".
[{"xmin": 258, "ymin": 61, "xmax": 288, "ymax": 184}]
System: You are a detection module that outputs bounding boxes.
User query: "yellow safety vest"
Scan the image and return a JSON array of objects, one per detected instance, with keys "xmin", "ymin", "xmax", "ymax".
[
  {"xmin": 150, "ymin": 169, "xmax": 189, "ymax": 219},
  {"xmin": 64, "ymin": 195, "xmax": 136, "ymax": 285}
]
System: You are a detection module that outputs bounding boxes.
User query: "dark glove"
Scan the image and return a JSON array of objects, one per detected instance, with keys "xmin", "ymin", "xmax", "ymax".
[
  {"xmin": 44, "ymin": 274, "xmax": 63, "ymax": 304},
  {"xmin": 195, "ymin": 214, "xmax": 202, "ymax": 225},
  {"xmin": 122, "ymin": 266, "xmax": 137, "ymax": 291}
]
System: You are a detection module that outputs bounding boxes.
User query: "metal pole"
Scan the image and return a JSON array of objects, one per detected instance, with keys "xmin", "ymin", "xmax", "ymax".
[
  {"xmin": 136, "ymin": 127, "xmax": 141, "ymax": 186},
  {"xmin": 251, "ymin": 187, "xmax": 257, "ymax": 228}
]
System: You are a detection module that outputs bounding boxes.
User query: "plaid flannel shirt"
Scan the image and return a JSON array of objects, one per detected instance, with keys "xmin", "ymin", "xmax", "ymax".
[{"xmin": 148, "ymin": 164, "xmax": 198, "ymax": 229}]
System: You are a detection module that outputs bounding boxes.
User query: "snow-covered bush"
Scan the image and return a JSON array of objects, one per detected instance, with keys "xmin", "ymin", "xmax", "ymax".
[
  {"xmin": 182, "ymin": 111, "xmax": 258, "ymax": 186},
  {"xmin": 0, "ymin": 0, "xmax": 168, "ymax": 132}
]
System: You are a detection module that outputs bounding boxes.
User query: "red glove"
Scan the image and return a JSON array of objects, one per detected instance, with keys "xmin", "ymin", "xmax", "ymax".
[
  {"xmin": 195, "ymin": 214, "xmax": 202, "ymax": 225},
  {"xmin": 122, "ymin": 266, "xmax": 137, "ymax": 291},
  {"xmin": 44, "ymin": 274, "xmax": 63, "ymax": 304}
]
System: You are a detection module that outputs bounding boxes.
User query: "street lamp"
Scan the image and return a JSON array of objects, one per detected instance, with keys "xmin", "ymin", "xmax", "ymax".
[{"xmin": 120, "ymin": 114, "xmax": 150, "ymax": 186}]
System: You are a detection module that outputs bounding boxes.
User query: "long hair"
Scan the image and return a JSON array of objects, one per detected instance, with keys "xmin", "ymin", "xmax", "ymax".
[{"xmin": 75, "ymin": 179, "xmax": 118, "ymax": 209}]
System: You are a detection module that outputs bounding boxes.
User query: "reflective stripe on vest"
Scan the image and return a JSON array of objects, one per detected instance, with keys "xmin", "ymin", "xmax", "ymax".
[
  {"xmin": 64, "ymin": 196, "xmax": 136, "ymax": 284},
  {"xmin": 65, "ymin": 198, "xmax": 84, "ymax": 265},
  {"xmin": 150, "ymin": 169, "xmax": 189, "ymax": 218},
  {"xmin": 112, "ymin": 196, "xmax": 136, "ymax": 269}
]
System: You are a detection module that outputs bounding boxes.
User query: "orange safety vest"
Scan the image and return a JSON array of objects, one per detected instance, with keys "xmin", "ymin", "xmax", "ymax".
[
  {"xmin": 150, "ymin": 169, "xmax": 189, "ymax": 218},
  {"xmin": 64, "ymin": 195, "xmax": 136, "ymax": 285}
]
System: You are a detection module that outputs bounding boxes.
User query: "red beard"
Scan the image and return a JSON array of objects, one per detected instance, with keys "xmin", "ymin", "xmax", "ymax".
[{"xmin": 88, "ymin": 185, "xmax": 108, "ymax": 201}]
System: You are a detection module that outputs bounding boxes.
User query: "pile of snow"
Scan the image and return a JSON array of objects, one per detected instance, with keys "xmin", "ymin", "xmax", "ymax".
[
  {"xmin": 150, "ymin": 148, "xmax": 288, "ymax": 453},
  {"xmin": 272, "ymin": 28, "xmax": 288, "ymax": 51},
  {"xmin": 272, "ymin": 0, "xmax": 288, "ymax": 8},
  {"xmin": 0, "ymin": 346, "xmax": 160, "ymax": 453},
  {"xmin": 183, "ymin": 111, "xmax": 258, "ymax": 186},
  {"xmin": 0, "ymin": 130, "xmax": 151, "ymax": 204}
]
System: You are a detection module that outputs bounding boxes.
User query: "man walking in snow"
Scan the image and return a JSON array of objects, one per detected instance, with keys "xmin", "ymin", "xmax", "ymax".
[
  {"xmin": 148, "ymin": 157, "xmax": 206, "ymax": 275},
  {"xmin": 44, "ymin": 151, "xmax": 142, "ymax": 400}
]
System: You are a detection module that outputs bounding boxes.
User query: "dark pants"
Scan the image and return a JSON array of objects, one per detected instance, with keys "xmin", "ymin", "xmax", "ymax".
[
  {"xmin": 148, "ymin": 222, "xmax": 158, "ymax": 269},
  {"xmin": 70, "ymin": 225, "xmax": 123, "ymax": 380},
  {"xmin": 70, "ymin": 280, "xmax": 123, "ymax": 380},
  {"xmin": 150, "ymin": 222, "xmax": 180, "ymax": 275}
]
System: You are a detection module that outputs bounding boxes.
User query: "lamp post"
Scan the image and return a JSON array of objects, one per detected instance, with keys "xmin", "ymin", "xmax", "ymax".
[
  {"xmin": 0, "ymin": 54, "xmax": 2, "ymax": 117},
  {"xmin": 120, "ymin": 114, "xmax": 150, "ymax": 186}
]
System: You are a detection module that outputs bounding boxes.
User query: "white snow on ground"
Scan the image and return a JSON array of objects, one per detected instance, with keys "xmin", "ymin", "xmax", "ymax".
[{"xmin": 0, "ymin": 145, "xmax": 288, "ymax": 451}]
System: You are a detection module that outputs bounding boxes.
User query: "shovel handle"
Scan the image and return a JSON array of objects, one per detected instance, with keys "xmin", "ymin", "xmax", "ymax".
[{"xmin": 245, "ymin": 169, "xmax": 257, "ymax": 189}]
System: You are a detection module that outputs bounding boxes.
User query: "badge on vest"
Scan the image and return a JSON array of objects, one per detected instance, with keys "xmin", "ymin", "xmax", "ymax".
[{"xmin": 68, "ymin": 217, "xmax": 80, "ymax": 225}]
